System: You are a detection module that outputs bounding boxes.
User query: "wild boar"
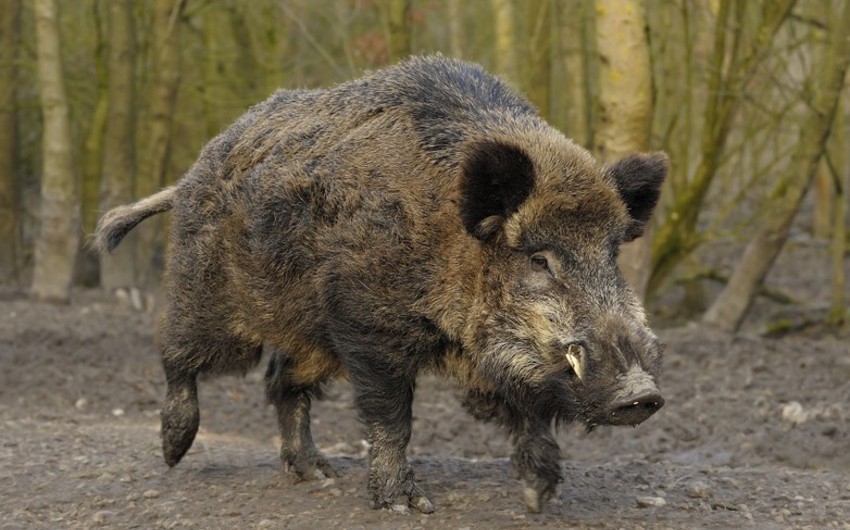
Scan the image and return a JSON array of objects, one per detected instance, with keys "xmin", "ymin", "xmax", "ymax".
[{"xmin": 96, "ymin": 55, "xmax": 667, "ymax": 514}]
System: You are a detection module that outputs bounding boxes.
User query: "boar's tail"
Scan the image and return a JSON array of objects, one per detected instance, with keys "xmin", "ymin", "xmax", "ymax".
[{"xmin": 95, "ymin": 186, "xmax": 176, "ymax": 253}]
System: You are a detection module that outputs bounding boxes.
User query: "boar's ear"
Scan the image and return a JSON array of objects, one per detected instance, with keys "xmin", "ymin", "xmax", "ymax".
[
  {"xmin": 459, "ymin": 140, "xmax": 535, "ymax": 240},
  {"xmin": 607, "ymin": 152, "xmax": 668, "ymax": 241}
]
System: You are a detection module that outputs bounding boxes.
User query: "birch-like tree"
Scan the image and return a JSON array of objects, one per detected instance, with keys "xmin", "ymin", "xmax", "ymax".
[
  {"xmin": 593, "ymin": 0, "xmax": 655, "ymax": 298},
  {"xmin": 31, "ymin": 0, "xmax": 81, "ymax": 302}
]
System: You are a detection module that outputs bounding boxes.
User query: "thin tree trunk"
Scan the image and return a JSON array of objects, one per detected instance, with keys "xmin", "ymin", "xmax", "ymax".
[
  {"xmin": 827, "ymin": 95, "xmax": 847, "ymax": 325},
  {"xmin": 98, "ymin": 0, "xmax": 137, "ymax": 291},
  {"xmin": 31, "ymin": 0, "xmax": 81, "ymax": 303},
  {"xmin": 0, "ymin": 0, "xmax": 21, "ymax": 283},
  {"xmin": 135, "ymin": 0, "xmax": 185, "ymax": 291},
  {"xmin": 203, "ymin": 1, "xmax": 237, "ymax": 138},
  {"xmin": 593, "ymin": 0, "xmax": 654, "ymax": 299},
  {"xmin": 77, "ymin": 0, "xmax": 107, "ymax": 287},
  {"xmin": 703, "ymin": 1, "xmax": 850, "ymax": 332},
  {"xmin": 558, "ymin": 0, "xmax": 590, "ymax": 148},
  {"xmin": 385, "ymin": 0, "xmax": 411, "ymax": 63},
  {"xmin": 447, "ymin": 0, "xmax": 464, "ymax": 58},
  {"xmin": 491, "ymin": 0, "xmax": 519, "ymax": 86},
  {"xmin": 813, "ymin": 162, "xmax": 834, "ymax": 239},
  {"xmin": 525, "ymin": 0, "xmax": 552, "ymax": 120}
]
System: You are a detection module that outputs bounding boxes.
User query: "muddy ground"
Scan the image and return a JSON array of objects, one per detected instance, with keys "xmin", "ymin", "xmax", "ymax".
[{"xmin": 1, "ymin": 237, "xmax": 849, "ymax": 529}]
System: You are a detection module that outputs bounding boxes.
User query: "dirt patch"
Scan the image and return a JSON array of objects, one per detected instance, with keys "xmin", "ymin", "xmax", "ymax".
[{"xmin": 2, "ymin": 281, "xmax": 849, "ymax": 528}]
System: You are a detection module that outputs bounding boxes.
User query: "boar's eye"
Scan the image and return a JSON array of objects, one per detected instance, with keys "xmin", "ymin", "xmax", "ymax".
[{"xmin": 530, "ymin": 254, "xmax": 552, "ymax": 276}]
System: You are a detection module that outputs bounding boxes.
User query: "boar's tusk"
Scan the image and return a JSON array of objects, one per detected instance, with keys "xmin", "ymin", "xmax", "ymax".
[{"xmin": 565, "ymin": 343, "xmax": 585, "ymax": 381}]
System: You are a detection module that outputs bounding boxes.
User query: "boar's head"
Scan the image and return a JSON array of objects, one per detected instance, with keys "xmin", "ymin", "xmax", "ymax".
[{"xmin": 458, "ymin": 135, "xmax": 668, "ymax": 430}]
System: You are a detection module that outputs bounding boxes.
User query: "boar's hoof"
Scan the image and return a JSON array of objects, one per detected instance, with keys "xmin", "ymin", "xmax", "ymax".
[
  {"xmin": 378, "ymin": 484, "xmax": 434, "ymax": 515},
  {"xmin": 522, "ymin": 479, "xmax": 561, "ymax": 514},
  {"xmin": 369, "ymin": 468, "xmax": 434, "ymax": 514},
  {"xmin": 281, "ymin": 448, "xmax": 337, "ymax": 481},
  {"xmin": 160, "ymin": 381, "xmax": 200, "ymax": 467}
]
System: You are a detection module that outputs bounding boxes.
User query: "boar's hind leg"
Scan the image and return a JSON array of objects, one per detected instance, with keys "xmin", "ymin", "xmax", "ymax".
[
  {"xmin": 160, "ymin": 363, "xmax": 199, "ymax": 467},
  {"xmin": 265, "ymin": 350, "xmax": 336, "ymax": 480},
  {"xmin": 464, "ymin": 391, "xmax": 562, "ymax": 513},
  {"xmin": 159, "ymin": 322, "xmax": 263, "ymax": 468},
  {"xmin": 347, "ymin": 359, "xmax": 434, "ymax": 514}
]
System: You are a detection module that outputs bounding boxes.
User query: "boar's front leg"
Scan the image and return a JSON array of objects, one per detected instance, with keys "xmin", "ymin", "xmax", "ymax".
[
  {"xmin": 346, "ymin": 358, "xmax": 434, "ymax": 514},
  {"xmin": 464, "ymin": 391, "xmax": 563, "ymax": 513},
  {"xmin": 512, "ymin": 419, "xmax": 562, "ymax": 513},
  {"xmin": 265, "ymin": 350, "xmax": 336, "ymax": 480}
]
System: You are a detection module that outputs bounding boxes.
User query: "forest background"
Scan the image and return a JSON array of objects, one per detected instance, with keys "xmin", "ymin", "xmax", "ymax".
[{"xmin": 2, "ymin": 0, "xmax": 849, "ymax": 333}]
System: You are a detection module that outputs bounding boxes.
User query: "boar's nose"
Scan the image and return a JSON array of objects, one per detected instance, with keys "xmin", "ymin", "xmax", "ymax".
[{"xmin": 607, "ymin": 390, "xmax": 664, "ymax": 427}]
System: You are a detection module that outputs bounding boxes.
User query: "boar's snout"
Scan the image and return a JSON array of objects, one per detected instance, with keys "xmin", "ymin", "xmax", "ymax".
[{"xmin": 607, "ymin": 388, "xmax": 664, "ymax": 427}]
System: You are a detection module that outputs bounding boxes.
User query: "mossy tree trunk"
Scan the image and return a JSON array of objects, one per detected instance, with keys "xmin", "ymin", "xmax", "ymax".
[
  {"xmin": 98, "ymin": 0, "xmax": 137, "ymax": 291},
  {"xmin": 77, "ymin": 0, "xmax": 107, "ymax": 287},
  {"xmin": 0, "ymin": 0, "xmax": 22, "ymax": 284},
  {"xmin": 135, "ymin": 0, "xmax": 185, "ymax": 290},
  {"xmin": 491, "ymin": 0, "xmax": 519, "ymax": 87},
  {"xmin": 384, "ymin": 0, "xmax": 411, "ymax": 63},
  {"xmin": 525, "ymin": 0, "xmax": 552, "ymax": 120}
]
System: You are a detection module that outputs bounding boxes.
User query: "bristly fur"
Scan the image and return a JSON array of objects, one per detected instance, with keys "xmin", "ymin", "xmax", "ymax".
[{"xmin": 95, "ymin": 55, "xmax": 667, "ymax": 515}]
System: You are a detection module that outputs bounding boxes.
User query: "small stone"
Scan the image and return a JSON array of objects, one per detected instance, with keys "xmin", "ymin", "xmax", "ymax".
[
  {"xmin": 687, "ymin": 481, "xmax": 710, "ymax": 499},
  {"xmin": 636, "ymin": 496, "xmax": 667, "ymax": 508},
  {"xmin": 781, "ymin": 401, "xmax": 807, "ymax": 424},
  {"xmin": 328, "ymin": 488, "xmax": 342, "ymax": 497},
  {"xmin": 112, "ymin": 408, "xmax": 125, "ymax": 417},
  {"xmin": 92, "ymin": 510, "xmax": 113, "ymax": 525},
  {"xmin": 258, "ymin": 520, "xmax": 275, "ymax": 528},
  {"xmin": 75, "ymin": 398, "xmax": 88, "ymax": 410},
  {"xmin": 142, "ymin": 489, "xmax": 160, "ymax": 499}
]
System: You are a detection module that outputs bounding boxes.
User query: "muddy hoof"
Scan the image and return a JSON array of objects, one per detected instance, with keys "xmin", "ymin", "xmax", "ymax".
[
  {"xmin": 160, "ymin": 382, "xmax": 199, "ymax": 467},
  {"xmin": 282, "ymin": 448, "xmax": 338, "ymax": 480}
]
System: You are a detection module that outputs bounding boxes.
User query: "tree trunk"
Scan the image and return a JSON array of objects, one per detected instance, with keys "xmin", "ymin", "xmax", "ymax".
[
  {"xmin": 98, "ymin": 0, "xmax": 137, "ymax": 291},
  {"xmin": 0, "ymin": 0, "xmax": 21, "ymax": 284},
  {"xmin": 827, "ymin": 94, "xmax": 847, "ymax": 325},
  {"xmin": 557, "ymin": 0, "xmax": 591, "ymax": 148},
  {"xmin": 384, "ymin": 0, "xmax": 411, "ymax": 63},
  {"xmin": 491, "ymin": 0, "xmax": 519, "ymax": 86},
  {"xmin": 593, "ymin": 0, "xmax": 654, "ymax": 299},
  {"xmin": 77, "ymin": 0, "xmax": 107, "ymax": 287},
  {"xmin": 203, "ymin": 1, "xmax": 238, "ymax": 138},
  {"xmin": 813, "ymin": 162, "xmax": 834, "ymax": 239},
  {"xmin": 135, "ymin": 0, "xmax": 185, "ymax": 290},
  {"xmin": 447, "ymin": 0, "xmax": 464, "ymax": 58},
  {"xmin": 525, "ymin": 0, "xmax": 552, "ymax": 120},
  {"xmin": 31, "ymin": 0, "xmax": 81, "ymax": 303},
  {"xmin": 703, "ymin": 1, "xmax": 850, "ymax": 332}
]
